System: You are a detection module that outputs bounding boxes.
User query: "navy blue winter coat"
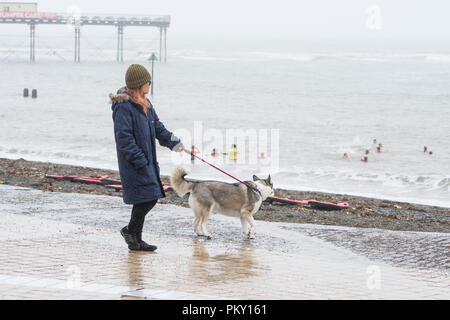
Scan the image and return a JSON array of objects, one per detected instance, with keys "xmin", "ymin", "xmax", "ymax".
[{"xmin": 110, "ymin": 87, "xmax": 182, "ymax": 204}]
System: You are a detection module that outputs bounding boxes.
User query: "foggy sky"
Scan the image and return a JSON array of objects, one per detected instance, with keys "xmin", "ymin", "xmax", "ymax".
[
  {"xmin": 13, "ymin": 1, "xmax": 447, "ymax": 39},
  {"xmin": 2, "ymin": 0, "xmax": 450, "ymax": 45}
]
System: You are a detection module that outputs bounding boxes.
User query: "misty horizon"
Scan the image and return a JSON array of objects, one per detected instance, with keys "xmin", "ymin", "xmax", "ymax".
[{"xmin": 1, "ymin": 0, "xmax": 450, "ymax": 51}]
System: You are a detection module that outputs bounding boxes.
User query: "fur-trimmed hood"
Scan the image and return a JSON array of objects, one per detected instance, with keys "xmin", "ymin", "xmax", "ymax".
[
  {"xmin": 109, "ymin": 87, "xmax": 131, "ymax": 110},
  {"xmin": 109, "ymin": 87, "xmax": 154, "ymax": 114},
  {"xmin": 109, "ymin": 93, "xmax": 130, "ymax": 104}
]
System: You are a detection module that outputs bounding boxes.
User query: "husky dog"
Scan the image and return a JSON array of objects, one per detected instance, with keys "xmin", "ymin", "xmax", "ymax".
[{"xmin": 171, "ymin": 167, "xmax": 273, "ymax": 239}]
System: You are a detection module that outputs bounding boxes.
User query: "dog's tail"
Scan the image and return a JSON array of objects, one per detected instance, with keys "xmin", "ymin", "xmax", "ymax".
[{"xmin": 170, "ymin": 167, "xmax": 194, "ymax": 197}]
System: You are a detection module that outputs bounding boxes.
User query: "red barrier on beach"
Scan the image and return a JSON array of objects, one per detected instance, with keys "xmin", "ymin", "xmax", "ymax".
[
  {"xmin": 46, "ymin": 174, "xmax": 349, "ymax": 210},
  {"xmin": 266, "ymin": 196, "xmax": 348, "ymax": 210}
]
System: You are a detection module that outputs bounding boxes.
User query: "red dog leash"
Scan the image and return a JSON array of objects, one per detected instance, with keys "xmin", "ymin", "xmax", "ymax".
[{"xmin": 183, "ymin": 149, "xmax": 262, "ymax": 196}]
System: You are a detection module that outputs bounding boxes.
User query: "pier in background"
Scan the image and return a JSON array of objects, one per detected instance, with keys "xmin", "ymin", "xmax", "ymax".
[{"xmin": 0, "ymin": 11, "xmax": 170, "ymax": 63}]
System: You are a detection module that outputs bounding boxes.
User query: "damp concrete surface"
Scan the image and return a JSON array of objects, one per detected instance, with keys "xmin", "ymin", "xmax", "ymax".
[{"xmin": 0, "ymin": 185, "xmax": 448, "ymax": 299}]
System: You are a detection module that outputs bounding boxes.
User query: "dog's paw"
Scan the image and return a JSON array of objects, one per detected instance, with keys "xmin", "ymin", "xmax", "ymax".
[
  {"xmin": 204, "ymin": 232, "xmax": 212, "ymax": 239},
  {"xmin": 247, "ymin": 232, "xmax": 255, "ymax": 239},
  {"xmin": 196, "ymin": 232, "xmax": 212, "ymax": 239}
]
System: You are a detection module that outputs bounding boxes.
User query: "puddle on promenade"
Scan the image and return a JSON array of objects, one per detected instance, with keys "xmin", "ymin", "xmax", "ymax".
[{"xmin": 122, "ymin": 238, "xmax": 262, "ymax": 289}]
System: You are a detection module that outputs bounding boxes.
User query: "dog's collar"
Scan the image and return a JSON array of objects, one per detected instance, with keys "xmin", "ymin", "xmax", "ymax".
[
  {"xmin": 253, "ymin": 187, "xmax": 262, "ymax": 197},
  {"xmin": 245, "ymin": 183, "xmax": 261, "ymax": 197}
]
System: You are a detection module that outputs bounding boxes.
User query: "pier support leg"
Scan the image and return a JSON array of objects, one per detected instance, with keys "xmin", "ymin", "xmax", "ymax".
[
  {"xmin": 29, "ymin": 23, "xmax": 35, "ymax": 63},
  {"xmin": 159, "ymin": 27, "xmax": 162, "ymax": 62},
  {"xmin": 117, "ymin": 25, "xmax": 124, "ymax": 63},
  {"xmin": 74, "ymin": 26, "xmax": 81, "ymax": 63},
  {"xmin": 120, "ymin": 26, "xmax": 123, "ymax": 62},
  {"xmin": 116, "ymin": 26, "xmax": 120, "ymax": 62},
  {"xmin": 164, "ymin": 27, "xmax": 167, "ymax": 63}
]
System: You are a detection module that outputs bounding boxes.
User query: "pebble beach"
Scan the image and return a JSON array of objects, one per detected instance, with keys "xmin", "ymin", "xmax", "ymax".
[{"xmin": 1, "ymin": 157, "xmax": 448, "ymax": 234}]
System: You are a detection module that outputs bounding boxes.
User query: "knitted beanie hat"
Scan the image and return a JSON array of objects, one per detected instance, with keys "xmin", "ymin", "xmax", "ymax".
[{"xmin": 125, "ymin": 64, "xmax": 151, "ymax": 89}]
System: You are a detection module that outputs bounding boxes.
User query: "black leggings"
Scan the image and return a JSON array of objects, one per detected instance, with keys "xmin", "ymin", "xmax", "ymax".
[{"xmin": 127, "ymin": 200, "xmax": 158, "ymax": 235}]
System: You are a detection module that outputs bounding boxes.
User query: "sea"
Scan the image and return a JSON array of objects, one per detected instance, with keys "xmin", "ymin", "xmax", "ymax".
[{"xmin": 0, "ymin": 32, "xmax": 449, "ymax": 207}]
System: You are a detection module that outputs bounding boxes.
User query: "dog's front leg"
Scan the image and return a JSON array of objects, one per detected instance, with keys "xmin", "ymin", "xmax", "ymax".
[
  {"xmin": 244, "ymin": 212, "xmax": 256, "ymax": 239},
  {"xmin": 240, "ymin": 216, "xmax": 248, "ymax": 236}
]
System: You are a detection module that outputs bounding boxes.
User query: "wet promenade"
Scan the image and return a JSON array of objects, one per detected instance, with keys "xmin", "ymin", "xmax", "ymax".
[{"xmin": 0, "ymin": 185, "xmax": 448, "ymax": 299}]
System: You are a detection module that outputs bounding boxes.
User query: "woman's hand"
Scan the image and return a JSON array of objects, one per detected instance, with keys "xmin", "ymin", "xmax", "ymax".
[{"xmin": 176, "ymin": 144, "xmax": 185, "ymax": 152}]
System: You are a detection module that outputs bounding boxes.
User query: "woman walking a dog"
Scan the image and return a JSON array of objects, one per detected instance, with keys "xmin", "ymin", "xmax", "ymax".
[{"xmin": 110, "ymin": 64, "xmax": 184, "ymax": 251}]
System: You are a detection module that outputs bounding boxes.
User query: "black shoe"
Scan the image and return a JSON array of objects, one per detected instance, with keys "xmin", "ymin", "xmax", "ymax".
[
  {"xmin": 120, "ymin": 226, "xmax": 140, "ymax": 250},
  {"xmin": 136, "ymin": 231, "xmax": 157, "ymax": 251},
  {"xmin": 137, "ymin": 241, "xmax": 157, "ymax": 252}
]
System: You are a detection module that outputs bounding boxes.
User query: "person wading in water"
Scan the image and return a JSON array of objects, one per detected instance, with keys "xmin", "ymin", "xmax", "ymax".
[{"xmin": 110, "ymin": 64, "xmax": 184, "ymax": 251}]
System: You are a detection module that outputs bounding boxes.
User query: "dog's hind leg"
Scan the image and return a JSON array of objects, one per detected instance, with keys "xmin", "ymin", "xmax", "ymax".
[
  {"xmin": 193, "ymin": 210, "xmax": 205, "ymax": 237},
  {"xmin": 193, "ymin": 215, "xmax": 201, "ymax": 236},
  {"xmin": 199, "ymin": 207, "xmax": 212, "ymax": 239},
  {"xmin": 189, "ymin": 196, "xmax": 204, "ymax": 237}
]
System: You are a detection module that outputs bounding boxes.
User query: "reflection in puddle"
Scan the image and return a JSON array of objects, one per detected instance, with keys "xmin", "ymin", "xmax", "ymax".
[
  {"xmin": 188, "ymin": 239, "xmax": 261, "ymax": 283},
  {"xmin": 120, "ymin": 239, "xmax": 265, "ymax": 289},
  {"xmin": 126, "ymin": 251, "xmax": 148, "ymax": 287}
]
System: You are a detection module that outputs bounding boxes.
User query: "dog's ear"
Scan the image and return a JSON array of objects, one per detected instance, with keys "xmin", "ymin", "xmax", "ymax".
[
  {"xmin": 253, "ymin": 175, "xmax": 260, "ymax": 181},
  {"xmin": 266, "ymin": 174, "xmax": 272, "ymax": 184}
]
